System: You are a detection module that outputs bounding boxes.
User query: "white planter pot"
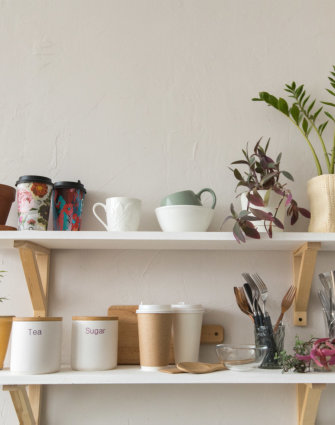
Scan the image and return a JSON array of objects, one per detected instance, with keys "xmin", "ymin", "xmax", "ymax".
[
  {"xmin": 240, "ymin": 190, "xmax": 285, "ymax": 233},
  {"xmin": 307, "ymin": 174, "xmax": 335, "ymax": 232},
  {"xmin": 71, "ymin": 316, "xmax": 118, "ymax": 371},
  {"xmin": 10, "ymin": 317, "xmax": 62, "ymax": 374}
]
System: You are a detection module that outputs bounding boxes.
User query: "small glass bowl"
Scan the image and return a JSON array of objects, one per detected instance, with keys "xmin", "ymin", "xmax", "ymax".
[{"xmin": 216, "ymin": 344, "xmax": 268, "ymax": 371}]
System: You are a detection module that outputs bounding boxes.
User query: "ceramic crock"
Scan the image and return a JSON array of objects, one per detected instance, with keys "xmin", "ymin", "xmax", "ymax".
[
  {"xmin": 10, "ymin": 317, "xmax": 62, "ymax": 374},
  {"xmin": 307, "ymin": 174, "xmax": 335, "ymax": 232},
  {"xmin": 71, "ymin": 316, "xmax": 118, "ymax": 371}
]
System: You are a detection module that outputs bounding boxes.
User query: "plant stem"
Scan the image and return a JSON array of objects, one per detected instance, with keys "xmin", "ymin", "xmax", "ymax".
[
  {"xmin": 331, "ymin": 130, "xmax": 335, "ymax": 174},
  {"xmin": 295, "ymin": 98, "xmax": 330, "ymax": 172},
  {"xmin": 288, "ymin": 116, "xmax": 323, "ymax": 175}
]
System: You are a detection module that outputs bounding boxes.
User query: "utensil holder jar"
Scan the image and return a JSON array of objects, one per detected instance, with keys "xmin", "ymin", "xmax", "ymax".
[
  {"xmin": 254, "ymin": 324, "xmax": 285, "ymax": 369},
  {"xmin": 71, "ymin": 316, "xmax": 118, "ymax": 371},
  {"xmin": 10, "ymin": 317, "xmax": 62, "ymax": 374}
]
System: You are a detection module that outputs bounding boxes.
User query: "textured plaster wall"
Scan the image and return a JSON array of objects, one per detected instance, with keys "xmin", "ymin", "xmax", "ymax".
[{"xmin": 0, "ymin": 0, "xmax": 335, "ymax": 424}]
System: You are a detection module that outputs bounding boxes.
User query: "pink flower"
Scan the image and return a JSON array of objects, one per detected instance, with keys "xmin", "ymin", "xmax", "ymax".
[{"xmin": 17, "ymin": 189, "xmax": 33, "ymax": 212}]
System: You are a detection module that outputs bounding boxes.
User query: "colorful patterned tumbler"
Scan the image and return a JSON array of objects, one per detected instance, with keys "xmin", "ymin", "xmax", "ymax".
[
  {"xmin": 52, "ymin": 181, "xmax": 86, "ymax": 231},
  {"xmin": 16, "ymin": 176, "xmax": 53, "ymax": 231}
]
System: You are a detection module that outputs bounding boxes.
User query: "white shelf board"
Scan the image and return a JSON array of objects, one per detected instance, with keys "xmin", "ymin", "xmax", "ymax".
[
  {"xmin": 0, "ymin": 231, "xmax": 334, "ymax": 251},
  {"xmin": 0, "ymin": 366, "xmax": 334, "ymax": 385}
]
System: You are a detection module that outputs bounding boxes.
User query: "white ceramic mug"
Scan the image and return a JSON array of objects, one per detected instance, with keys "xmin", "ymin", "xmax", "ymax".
[{"xmin": 92, "ymin": 197, "xmax": 141, "ymax": 231}]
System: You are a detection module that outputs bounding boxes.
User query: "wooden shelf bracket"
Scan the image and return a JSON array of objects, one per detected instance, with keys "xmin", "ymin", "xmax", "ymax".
[
  {"xmin": 14, "ymin": 241, "xmax": 50, "ymax": 318},
  {"xmin": 12, "ymin": 240, "xmax": 51, "ymax": 425},
  {"xmin": 3, "ymin": 385, "xmax": 37, "ymax": 425},
  {"xmin": 293, "ymin": 242, "xmax": 321, "ymax": 326},
  {"xmin": 297, "ymin": 383, "xmax": 326, "ymax": 425}
]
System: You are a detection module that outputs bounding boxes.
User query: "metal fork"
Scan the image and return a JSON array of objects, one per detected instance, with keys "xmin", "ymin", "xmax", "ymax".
[
  {"xmin": 241, "ymin": 273, "xmax": 260, "ymax": 304},
  {"xmin": 251, "ymin": 273, "xmax": 269, "ymax": 315}
]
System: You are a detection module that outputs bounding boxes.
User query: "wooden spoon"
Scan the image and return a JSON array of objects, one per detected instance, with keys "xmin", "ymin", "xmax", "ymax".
[{"xmin": 176, "ymin": 362, "xmax": 226, "ymax": 374}]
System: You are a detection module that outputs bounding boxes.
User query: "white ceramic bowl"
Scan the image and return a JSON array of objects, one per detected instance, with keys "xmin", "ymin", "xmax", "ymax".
[{"xmin": 155, "ymin": 205, "xmax": 214, "ymax": 232}]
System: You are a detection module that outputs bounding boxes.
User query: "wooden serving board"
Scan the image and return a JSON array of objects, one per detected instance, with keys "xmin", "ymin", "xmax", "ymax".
[{"xmin": 108, "ymin": 305, "xmax": 224, "ymax": 365}]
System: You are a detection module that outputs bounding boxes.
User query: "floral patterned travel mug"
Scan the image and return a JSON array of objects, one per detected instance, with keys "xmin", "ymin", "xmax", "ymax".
[
  {"xmin": 16, "ymin": 176, "xmax": 53, "ymax": 230},
  {"xmin": 52, "ymin": 180, "xmax": 86, "ymax": 231}
]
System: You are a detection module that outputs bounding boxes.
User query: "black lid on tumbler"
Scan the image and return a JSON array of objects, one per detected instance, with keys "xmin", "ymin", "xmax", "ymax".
[
  {"xmin": 53, "ymin": 180, "xmax": 86, "ymax": 193},
  {"xmin": 16, "ymin": 175, "xmax": 53, "ymax": 186}
]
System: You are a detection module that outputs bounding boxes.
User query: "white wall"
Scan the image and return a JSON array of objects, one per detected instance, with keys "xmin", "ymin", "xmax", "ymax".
[{"xmin": 0, "ymin": 0, "xmax": 335, "ymax": 423}]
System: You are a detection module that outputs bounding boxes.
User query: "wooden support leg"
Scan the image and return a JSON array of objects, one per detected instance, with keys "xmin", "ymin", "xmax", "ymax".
[
  {"xmin": 14, "ymin": 241, "xmax": 50, "ymax": 317},
  {"xmin": 293, "ymin": 242, "xmax": 321, "ymax": 326},
  {"xmin": 297, "ymin": 383, "xmax": 326, "ymax": 425},
  {"xmin": 13, "ymin": 241, "xmax": 51, "ymax": 425},
  {"xmin": 3, "ymin": 385, "xmax": 36, "ymax": 425}
]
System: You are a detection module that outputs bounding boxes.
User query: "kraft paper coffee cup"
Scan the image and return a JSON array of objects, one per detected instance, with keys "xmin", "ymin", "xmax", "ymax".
[
  {"xmin": 136, "ymin": 304, "xmax": 173, "ymax": 371},
  {"xmin": 172, "ymin": 303, "xmax": 204, "ymax": 364}
]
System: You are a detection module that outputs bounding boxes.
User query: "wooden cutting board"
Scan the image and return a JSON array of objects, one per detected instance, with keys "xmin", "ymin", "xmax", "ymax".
[{"xmin": 108, "ymin": 305, "xmax": 224, "ymax": 365}]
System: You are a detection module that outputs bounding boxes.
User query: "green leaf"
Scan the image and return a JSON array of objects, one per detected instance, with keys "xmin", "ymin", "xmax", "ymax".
[
  {"xmin": 307, "ymin": 99, "xmax": 316, "ymax": 115},
  {"xmin": 319, "ymin": 121, "xmax": 328, "ymax": 135},
  {"xmin": 296, "ymin": 85, "xmax": 304, "ymax": 97},
  {"xmin": 282, "ymin": 170, "xmax": 294, "ymax": 181},
  {"xmin": 233, "ymin": 168, "xmax": 243, "ymax": 181},
  {"xmin": 326, "ymin": 89, "xmax": 335, "ymax": 97},
  {"xmin": 267, "ymin": 94, "xmax": 279, "ymax": 108},
  {"xmin": 313, "ymin": 107, "xmax": 323, "ymax": 120},
  {"xmin": 299, "ymin": 90, "xmax": 306, "ymax": 101},
  {"xmin": 302, "ymin": 118, "xmax": 308, "ymax": 134},
  {"xmin": 233, "ymin": 222, "xmax": 245, "ymax": 243},
  {"xmin": 325, "ymin": 111, "xmax": 335, "ymax": 122},
  {"xmin": 290, "ymin": 104, "xmax": 300, "ymax": 124},
  {"xmin": 231, "ymin": 160, "xmax": 249, "ymax": 165},
  {"xmin": 276, "ymin": 152, "xmax": 282, "ymax": 163},
  {"xmin": 302, "ymin": 95, "xmax": 310, "ymax": 107},
  {"xmin": 278, "ymin": 98, "xmax": 289, "ymax": 116},
  {"xmin": 265, "ymin": 138, "xmax": 270, "ymax": 152},
  {"xmin": 321, "ymin": 101, "xmax": 335, "ymax": 108},
  {"xmin": 238, "ymin": 210, "xmax": 250, "ymax": 218},
  {"xmin": 230, "ymin": 203, "xmax": 237, "ymax": 218}
]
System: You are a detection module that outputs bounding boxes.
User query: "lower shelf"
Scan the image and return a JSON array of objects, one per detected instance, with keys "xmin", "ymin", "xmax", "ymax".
[{"xmin": 0, "ymin": 366, "xmax": 334, "ymax": 385}]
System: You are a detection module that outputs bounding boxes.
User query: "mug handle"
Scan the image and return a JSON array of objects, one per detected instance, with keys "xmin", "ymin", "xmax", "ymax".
[
  {"xmin": 92, "ymin": 203, "xmax": 108, "ymax": 230},
  {"xmin": 197, "ymin": 188, "xmax": 217, "ymax": 209}
]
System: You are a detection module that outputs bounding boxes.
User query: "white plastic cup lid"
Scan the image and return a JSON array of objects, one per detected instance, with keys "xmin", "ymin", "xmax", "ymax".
[
  {"xmin": 136, "ymin": 304, "xmax": 173, "ymax": 314},
  {"xmin": 171, "ymin": 302, "xmax": 204, "ymax": 313}
]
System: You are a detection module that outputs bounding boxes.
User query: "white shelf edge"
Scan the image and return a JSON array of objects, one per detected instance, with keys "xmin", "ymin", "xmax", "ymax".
[
  {"xmin": 0, "ymin": 366, "xmax": 333, "ymax": 385},
  {"xmin": 0, "ymin": 231, "xmax": 334, "ymax": 251}
]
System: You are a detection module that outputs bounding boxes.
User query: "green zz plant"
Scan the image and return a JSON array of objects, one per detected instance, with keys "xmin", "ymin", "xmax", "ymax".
[{"xmin": 253, "ymin": 65, "xmax": 335, "ymax": 175}]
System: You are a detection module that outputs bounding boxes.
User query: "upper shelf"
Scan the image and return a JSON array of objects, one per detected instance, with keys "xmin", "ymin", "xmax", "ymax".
[{"xmin": 0, "ymin": 231, "xmax": 333, "ymax": 251}]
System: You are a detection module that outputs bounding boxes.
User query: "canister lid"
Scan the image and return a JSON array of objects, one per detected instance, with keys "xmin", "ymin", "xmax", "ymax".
[
  {"xmin": 15, "ymin": 175, "xmax": 53, "ymax": 186},
  {"xmin": 54, "ymin": 180, "xmax": 86, "ymax": 193},
  {"xmin": 171, "ymin": 302, "xmax": 204, "ymax": 313},
  {"xmin": 13, "ymin": 317, "xmax": 62, "ymax": 321},
  {"xmin": 72, "ymin": 316, "xmax": 118, "ymax": 321},
  {"xmin": 136, "ymin": 304, "xmax": 173, "ymax": 314}
]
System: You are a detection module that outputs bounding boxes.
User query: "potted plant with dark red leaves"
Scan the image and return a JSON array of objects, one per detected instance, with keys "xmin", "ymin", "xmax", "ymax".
[{"xmin": 225, "ymin": 139, "xmax": 310, "ymax": 243}]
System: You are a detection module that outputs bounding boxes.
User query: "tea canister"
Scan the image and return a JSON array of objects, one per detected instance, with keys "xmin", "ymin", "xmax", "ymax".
[
  {"xmin": 71, "ymin": 316, "xmax": 118, "ymax": 371},
  {"xmin": 10, "ymin": 317, "xmax": 62, "ymax": 374}
]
